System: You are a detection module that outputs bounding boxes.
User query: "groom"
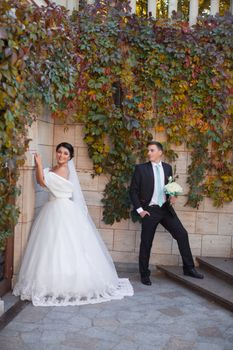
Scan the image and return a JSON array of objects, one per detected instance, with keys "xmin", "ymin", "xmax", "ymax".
[{"xmin": 129, "ymin": 141, "xmax": 204, "ymax": 285}]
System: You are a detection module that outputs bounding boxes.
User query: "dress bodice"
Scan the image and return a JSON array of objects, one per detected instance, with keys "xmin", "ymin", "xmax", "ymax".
[{"xmin": 43, "ymin": 168, "xmax": 73, "ymax": 200}]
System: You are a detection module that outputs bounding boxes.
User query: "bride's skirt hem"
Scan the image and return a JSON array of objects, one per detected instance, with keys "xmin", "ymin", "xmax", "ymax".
[{"xmin": 13, "ymin": 278, "xmax": 134, "ymax": 307}]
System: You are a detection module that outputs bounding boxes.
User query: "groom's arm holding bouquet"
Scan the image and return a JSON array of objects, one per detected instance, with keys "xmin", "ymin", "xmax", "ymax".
[{"xmin": 162, "ymin": 163, "xmax": 177, "ymax": 205}]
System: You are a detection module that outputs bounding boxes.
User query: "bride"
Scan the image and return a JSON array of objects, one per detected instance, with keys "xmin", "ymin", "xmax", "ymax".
[{"xmin": 13, "ymin": 142, "xmax": 133, "ymax": 306}]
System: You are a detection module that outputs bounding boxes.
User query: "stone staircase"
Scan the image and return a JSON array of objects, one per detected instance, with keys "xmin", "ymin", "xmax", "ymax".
[{"xmin": 157, "ymin": 257, "xmax": 233, "ymax": 312}]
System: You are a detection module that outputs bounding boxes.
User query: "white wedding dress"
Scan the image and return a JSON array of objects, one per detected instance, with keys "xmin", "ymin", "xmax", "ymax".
[{"xmin": 13, "ymin": 163, "xmax": 133, "ymax": 306}]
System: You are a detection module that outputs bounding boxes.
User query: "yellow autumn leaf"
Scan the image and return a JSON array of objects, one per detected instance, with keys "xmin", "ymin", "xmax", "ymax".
[
  {"xmin": 95, "ymin": 166, "xmax": 103, "ymax": 174},
  {"xmin": 88, "ymin": 90, "xmax": 96, "ymax": 96},
  {"xmin": 155, "ymin": 79, "xmax": 162, "ymax": 88},
  {"xmin": 155, "ymin": 125, "xmax": 165, "ymax": 132}
]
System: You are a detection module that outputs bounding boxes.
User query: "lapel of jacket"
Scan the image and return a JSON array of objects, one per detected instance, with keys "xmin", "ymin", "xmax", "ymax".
[
  {"xmin": 162, "ymin": 162, "xmax": 169, "ymax": 185},
  {"xmin": 146, "ymin": 162, "xmax": 154, "ymax": 189}
]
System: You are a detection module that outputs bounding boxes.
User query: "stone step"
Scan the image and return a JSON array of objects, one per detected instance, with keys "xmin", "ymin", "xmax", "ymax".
[
  {"xmin": 0, "ymin": 300, "xmax": 29, "ymax": 331},
  {"xmin": 115, "ymin": 262, "xmax": 139, "ymax": 273},
  {"xmin": 156, "ymin": 265, "xmax": 233, "ymax": 312},
  {"xmin": 196, "ymin": 257, "xmax": 233, "ymax": 285}
]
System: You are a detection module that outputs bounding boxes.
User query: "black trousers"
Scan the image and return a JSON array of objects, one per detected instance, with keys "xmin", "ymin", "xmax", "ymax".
[{"xmin": 139, "ymin": 204, "xmax": 194, "ymax": 278}]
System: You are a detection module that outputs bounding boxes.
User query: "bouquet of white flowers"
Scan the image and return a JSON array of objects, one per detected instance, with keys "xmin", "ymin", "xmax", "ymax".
[{"xmin": 164, "ymin": 176, "xmax": 183, "ymax": 197}]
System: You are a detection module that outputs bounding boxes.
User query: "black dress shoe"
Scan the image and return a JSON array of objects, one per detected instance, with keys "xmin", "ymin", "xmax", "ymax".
[
  {"xmin": 184, "ymin": 268, "xmax": 204, "ymax": 279},
  {"xmin": 141, "ymin": 276, "xmax": 152, "ymax": 285}
]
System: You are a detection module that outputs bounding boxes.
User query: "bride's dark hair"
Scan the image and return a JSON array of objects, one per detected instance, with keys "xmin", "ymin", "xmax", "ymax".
[{"xmin": 56, "ymin": 142, "xmax": 74, "ymax": 159}]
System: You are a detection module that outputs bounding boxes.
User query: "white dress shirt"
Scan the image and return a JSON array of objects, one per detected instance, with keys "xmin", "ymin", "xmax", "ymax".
[{"xmin": 137, "ymin": 161, "xmax": 166, "ymax": 213}]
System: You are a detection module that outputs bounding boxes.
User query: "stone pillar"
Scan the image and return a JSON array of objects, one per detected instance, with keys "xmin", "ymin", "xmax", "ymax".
[
  {"xmin": 53, "ymin": 0, "xmax": 68, "ymax": 7},
  {"xmin": 230, "ymin": 0, "xmax": 233, "ymax": 15},
  {"xmin": 33, "ymin": 0, "xmax": 48, "ymax": 5},
  {"xmin": 210, "ymin": 0, "xmax": 219, "ymax": 15},
  {"xmin": 130, "ymin": 0, "xmax": 136, "ymax": 14},
  {"xmin": 13, "ymin": 107, "xmax": 54, "ymax": 284},
  {"xmin": 189, "ymin": 0, "xmax": 199, "ymax": 27},
  {"xmin": 0, "ymin": 299, "xmax": 4, "ymax": 316},
  {"xmin": 66, "ymin": 0, "xmax": 79, "ymax": 11},
  {"xmin": 148, "ymin": 0, "xmax": 156, "ymax": 18},
  {"xmin": 168, "ymin": 0, "xmax": 177, "ymax": 18},
  {"xmin": 52, "ymin": 0, "xmax": 79, "ymax": 8}
]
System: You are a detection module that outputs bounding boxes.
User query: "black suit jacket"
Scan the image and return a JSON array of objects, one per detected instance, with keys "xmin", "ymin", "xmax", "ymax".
[{"xmin": 129, "ymin": 161, "xmax": 175, "ymax": 216}]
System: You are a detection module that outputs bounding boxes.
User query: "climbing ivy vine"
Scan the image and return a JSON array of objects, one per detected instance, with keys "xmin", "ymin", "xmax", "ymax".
[
  {"xmin": 0, "ymin": 0, "xmax": 76, "ymax": 249},
  {"xmin": 0, "ymin": 0, "xmax": 232, "ymax": 248},
  {"xmin": 70, "ymin": 2, "xmax": 232, "ymax": 221}
]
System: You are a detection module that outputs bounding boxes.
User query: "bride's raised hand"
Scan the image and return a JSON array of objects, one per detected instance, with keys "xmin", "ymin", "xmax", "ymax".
[
  {"xmin": 34, "ymin": 153, "xmax": 42, "ymax": 167},
  {"xmin": 34, "ymin": 153, "xmax": 45, "ymax": 187}
]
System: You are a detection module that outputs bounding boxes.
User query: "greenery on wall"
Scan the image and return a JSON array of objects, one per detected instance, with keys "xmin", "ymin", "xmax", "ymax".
[
  {"xmin": 0, "ymin": 0, "xmax": 232, "ymax": 248},
  {"xmin": 71, "ymin": 1, "xmax": 233, "ymax": 221},
  {"xmin": 0, "ymin": 0, "xmax": 76, "ymax": 249}
]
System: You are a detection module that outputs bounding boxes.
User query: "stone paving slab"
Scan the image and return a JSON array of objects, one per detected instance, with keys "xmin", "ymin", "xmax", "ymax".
[{"xmin": 0, "ymin": 272, "xmax": 232, "ymax": 350}]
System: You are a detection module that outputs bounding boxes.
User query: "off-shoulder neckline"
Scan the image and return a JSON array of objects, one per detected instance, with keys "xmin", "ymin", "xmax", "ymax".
[{"xmin": 48, "ymin": 170, "xmax": 70, "ymax": 182}]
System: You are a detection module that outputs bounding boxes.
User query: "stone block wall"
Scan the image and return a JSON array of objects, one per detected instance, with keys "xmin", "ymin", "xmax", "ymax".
[
  {"xmin": 53, "ymin": 123, "xmax": 233, "ymax": 267},
  {"xmin": 13, "ymin": 118, "xmax": 233, "ymax": 280}
]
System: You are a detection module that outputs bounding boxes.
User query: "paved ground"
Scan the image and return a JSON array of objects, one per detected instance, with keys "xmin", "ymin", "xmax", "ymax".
[{"xmin": 0, "ymin": 272, "xmax": 232, "ymax": 350}]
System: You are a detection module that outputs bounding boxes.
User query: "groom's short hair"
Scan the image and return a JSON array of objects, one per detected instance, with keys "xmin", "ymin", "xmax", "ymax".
[{"xmin": 147, "ymin": 141, "xmax": 163, "ymax": 152}]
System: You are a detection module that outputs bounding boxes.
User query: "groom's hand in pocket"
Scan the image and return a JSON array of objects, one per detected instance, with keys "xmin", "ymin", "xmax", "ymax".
[{"xmin": 139, "ymin": 210, "xmax": 150, "ymax": 218}]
